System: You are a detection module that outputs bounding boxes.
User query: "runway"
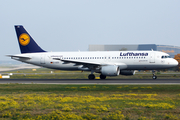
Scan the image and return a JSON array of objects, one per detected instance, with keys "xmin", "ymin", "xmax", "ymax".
[{"xmin": 0, "ymin": 79, "xmax": 180, "ymax": 84}]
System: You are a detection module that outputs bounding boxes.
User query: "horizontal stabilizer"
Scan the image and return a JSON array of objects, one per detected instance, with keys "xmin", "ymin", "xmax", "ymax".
[{"xmin": 6, "ymin": 55, "xmax": 31, "ymax": 60}]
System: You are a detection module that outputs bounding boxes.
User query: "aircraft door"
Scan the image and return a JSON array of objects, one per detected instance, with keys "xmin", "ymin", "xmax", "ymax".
[
  {"xmin": 40, "ymin": 55, "xmax": 46, "ymax": 64},
  {"xmin": 149, "ymin": 53, "xmax": 155, "ymax": 63}
]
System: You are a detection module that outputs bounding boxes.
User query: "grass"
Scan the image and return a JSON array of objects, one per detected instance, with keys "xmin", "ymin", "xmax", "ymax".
[{"xmin": 0, "ymin": 84, "xmax": 180, "ymax": 119}]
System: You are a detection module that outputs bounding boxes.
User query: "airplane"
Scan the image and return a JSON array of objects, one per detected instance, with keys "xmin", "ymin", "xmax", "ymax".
[{"xmin": 7, "ymin": 25, "xmax": 178, "ymax": 80}]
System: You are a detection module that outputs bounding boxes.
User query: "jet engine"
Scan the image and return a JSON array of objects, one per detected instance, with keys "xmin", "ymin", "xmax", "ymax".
[
  {"xmin": 120, "ymin": 70, "xmax": 135, "ymax": 76},
  {"xmin": 101, "ymin": 65, "xmax": 120, "ymax": 76}
]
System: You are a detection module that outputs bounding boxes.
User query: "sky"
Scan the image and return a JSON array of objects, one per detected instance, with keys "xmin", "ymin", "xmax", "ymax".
[{"xmin": 0, "ymin": 0, "xmax": 180, "ymax": 61}]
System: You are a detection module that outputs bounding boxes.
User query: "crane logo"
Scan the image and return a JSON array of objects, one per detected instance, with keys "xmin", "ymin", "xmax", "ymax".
[{"xmin": 19, "ymin": 33, "xmax": 30, "ymax": 46}]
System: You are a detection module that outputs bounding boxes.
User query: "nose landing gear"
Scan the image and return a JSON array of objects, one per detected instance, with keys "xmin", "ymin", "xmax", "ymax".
[
  {"xmin": 152, "ymin": 75, "xmax": 157, "ymax": 79},
  {"xmin": 152, "ymin": 70, "xmax": 157, "ymax": 79}
]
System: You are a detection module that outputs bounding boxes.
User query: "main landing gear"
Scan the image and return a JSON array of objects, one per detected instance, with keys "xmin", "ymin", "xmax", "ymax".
[
  {"xmin": 152, "ymin": 70, "xmax": 157, "ymax": 79},
  {"xmin": 88, "ymin": 74, "xmax": 95, "ymax": 80},
  {"xmin": 88, "ymin": 74, "xmax": 107, "ymax": 80},
  {"xmin": 100, "ymin": 74, "xmax": 106, "ymax": 79},
  {"xmin": 88, "ymin": 71, "xmax": 95, "ymax": 80}
]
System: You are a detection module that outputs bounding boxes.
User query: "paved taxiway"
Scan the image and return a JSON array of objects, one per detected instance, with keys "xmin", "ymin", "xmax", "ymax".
[{"xmin": 0, "ymin": 79, "xmax": 180, "ymax": 84}]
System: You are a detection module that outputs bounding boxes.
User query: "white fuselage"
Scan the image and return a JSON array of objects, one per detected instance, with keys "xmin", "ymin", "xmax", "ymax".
[
  {"xmin": 12, "ymin": 25, "xmax": 179, "ymax": 79},
  {"xmin": 12, "ymin": 51, "xmax": 178, "ymax": 71}
]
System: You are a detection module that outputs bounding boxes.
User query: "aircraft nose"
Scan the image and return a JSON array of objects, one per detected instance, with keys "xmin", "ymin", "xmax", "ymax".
[{"xmin": 172, "ymin": 59, "xmax": 178, "ymax": 66}]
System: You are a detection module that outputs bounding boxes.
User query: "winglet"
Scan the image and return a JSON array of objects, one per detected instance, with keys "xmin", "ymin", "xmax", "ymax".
[{"xmin": 15, "ymin": 25, "xmax": 46, "ymax": 53}]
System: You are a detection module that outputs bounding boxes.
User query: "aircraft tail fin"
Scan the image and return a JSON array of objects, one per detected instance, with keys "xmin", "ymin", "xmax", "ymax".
[{"xmin": 15, "ymin": 25, "xmax": 46, "ymax": 53}]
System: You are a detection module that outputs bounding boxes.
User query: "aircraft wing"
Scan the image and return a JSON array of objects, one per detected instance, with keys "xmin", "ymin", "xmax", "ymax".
[
  {"xmin": 53, "ymin": 58, "xmax": 104, "ymax": 67},
  {"xmin": 53, "ymin": 58, "xmax": 127, "ymax": 70}
]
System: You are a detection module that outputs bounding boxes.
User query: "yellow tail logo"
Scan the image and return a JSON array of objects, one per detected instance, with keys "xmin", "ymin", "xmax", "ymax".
[{"xmin": 19, "ymin": 33, "xmax": 30, "ymax": 46}]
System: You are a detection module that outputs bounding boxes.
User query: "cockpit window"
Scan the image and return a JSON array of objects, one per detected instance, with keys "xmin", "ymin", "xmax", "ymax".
[{"xmin": 161, "ymin": 55, "xmax": 170, "ymax": 59}]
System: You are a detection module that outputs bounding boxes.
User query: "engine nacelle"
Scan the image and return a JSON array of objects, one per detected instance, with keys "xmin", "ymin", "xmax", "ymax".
[
  {"xmin": 120, "ymin": 70, "xmax": 135, "ymax": 76},
  {"xmin": 101, "ymin": 65, "xmax": 120, "ymax": 76}
]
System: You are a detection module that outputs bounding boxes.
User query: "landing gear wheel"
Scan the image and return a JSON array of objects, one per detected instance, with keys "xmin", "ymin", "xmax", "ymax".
[
  {"xmin": 88, "ymin": 74, "xmax": 95, "ymax": 80},
  {"xmin": 152, "ymin": 75, "xmax": 157, "ymax": 80},
  {"xmin": 100, "ymin": 74, "xmax": 106, "ymax": 79},
  {"xmin": 152, "ymin": 70, "xmax": 157, "ymax": 79}
]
